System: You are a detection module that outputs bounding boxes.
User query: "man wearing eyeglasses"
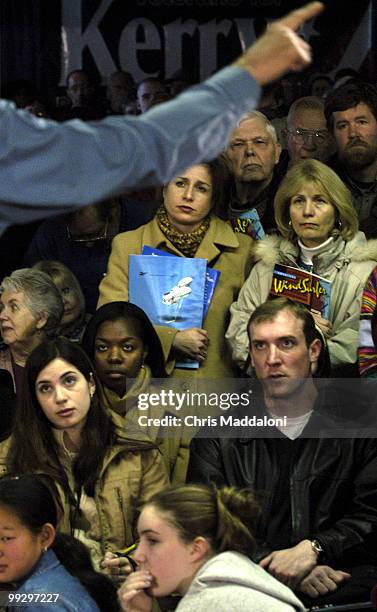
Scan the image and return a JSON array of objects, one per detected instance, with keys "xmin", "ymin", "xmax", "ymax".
[
  {"xmin": 24, "ymin": 199, "xmax": 158, "ymax": 313},
  {"xmin": 284, "ymin": 96, "xmax": 333, "ymax": 167}
]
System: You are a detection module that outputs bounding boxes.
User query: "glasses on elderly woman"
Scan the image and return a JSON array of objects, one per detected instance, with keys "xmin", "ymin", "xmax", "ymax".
[
  {"xmin": 287, "ymin": 128, "xmax": 329, "ymax": 145},
  {"xmin": 66, "ymin": 220, "xmax": 109, "ymax": 243}
]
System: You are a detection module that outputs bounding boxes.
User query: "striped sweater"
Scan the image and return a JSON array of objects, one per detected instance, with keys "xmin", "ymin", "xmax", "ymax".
[{"xmin": 358, "ymin": 265, "xmax": 377, "ymax": 376}]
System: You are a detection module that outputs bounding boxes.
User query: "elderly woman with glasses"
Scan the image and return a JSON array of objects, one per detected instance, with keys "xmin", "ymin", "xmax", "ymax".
[
  {"xmin": 226, "ymin": 159, "xmax": 377, "ymax": 374},
  {"xmin": 0, "ymin": 268, "xmax": 63, "ymax": 394}
]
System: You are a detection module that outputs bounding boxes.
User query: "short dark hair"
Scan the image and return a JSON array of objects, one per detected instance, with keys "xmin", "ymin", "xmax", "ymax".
[
  {"xmin": 137, "ymin": 77, "xmax": 166, "ymax": 91},
  {"xmin": 82, "ymin": 301, "xmax": 167, "ymax": 377},
  {"xmin": 325, "ymin": 81, "xmax": 377, "ymax": 130},
  {"xmin": 66, "ymin": 69, "xmax": 94, "ymax": 87},
  {"xmin": 247, "ymin": 298, "xmax": 318, "ymax": 347},
  {"xmin": 66, "ymin": 200, "xmax": 113, "ymax": 226},
  {"xmin": 309, "ymin": 74, "xmax": 333, "ymax": 91}
]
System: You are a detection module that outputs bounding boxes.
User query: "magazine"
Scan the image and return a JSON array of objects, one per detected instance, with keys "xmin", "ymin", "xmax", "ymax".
[
  {"xmin": 269, "ymin": 263, "xmax": 332, "ymax": 318},
  {"xmin": 228, "ymin": 207, "xmax": 265, "ymax": 240}
]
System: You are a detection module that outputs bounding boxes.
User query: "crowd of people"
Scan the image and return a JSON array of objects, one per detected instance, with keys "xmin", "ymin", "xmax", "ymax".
[{"xmin": 2, "ymin": 2, "xmax": 377, "ymax": 610}]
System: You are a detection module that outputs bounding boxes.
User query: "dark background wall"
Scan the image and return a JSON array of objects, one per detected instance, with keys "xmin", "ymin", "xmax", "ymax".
[
  {"xmin": 0, "ymin": 0, "xmax": 375, "ymax": 281},
  {"xmin": 1, "ymin": 0, "xmax": 375, "ymax": 96}
]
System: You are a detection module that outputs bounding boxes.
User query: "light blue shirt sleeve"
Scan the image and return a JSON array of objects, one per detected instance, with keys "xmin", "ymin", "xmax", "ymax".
[{"xmin": 0, "ymin": 66, "xmax": 260, "ymax": 234}]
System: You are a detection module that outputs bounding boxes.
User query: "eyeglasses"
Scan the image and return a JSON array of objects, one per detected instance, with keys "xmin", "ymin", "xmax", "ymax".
[
  {"xmin": 287, "ymin": 128, "xmax": 329, "ymax": 144},
  {"xmin": 66, "ymin": 219, "xmax": 109, "ymax": 243}
]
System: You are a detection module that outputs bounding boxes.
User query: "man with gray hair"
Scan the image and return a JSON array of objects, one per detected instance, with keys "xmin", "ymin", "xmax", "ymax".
[
  {"xmin": 223, "ymin": 111, "xmax": 282, "ymax": 237},
  {"xmin": 284, "ymin": 96, "xmax": 333, "ymax": 167}
]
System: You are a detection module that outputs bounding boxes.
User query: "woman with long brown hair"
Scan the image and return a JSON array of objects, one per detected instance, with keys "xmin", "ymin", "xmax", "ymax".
[{"xmin": 0, "ymin": 337, "xmax": 168, "ymax": 582}]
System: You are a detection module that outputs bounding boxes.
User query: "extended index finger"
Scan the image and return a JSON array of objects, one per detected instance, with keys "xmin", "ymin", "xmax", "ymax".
[{"xmin": 279, "ymin": 2, "xmax": 324, "ymax": 31}]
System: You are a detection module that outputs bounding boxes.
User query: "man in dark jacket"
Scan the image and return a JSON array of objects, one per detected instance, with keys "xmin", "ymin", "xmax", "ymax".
[
  {"xmin": 325, "ymin": 81, "xmax": 377, "ymax": 237},
  {"xmin": 222, "ymin": 111, "xmax": 282, "ymax": 237},
  {"xmin": 188, "ymin": 297, "xmax": 377, "ymax": 607}
]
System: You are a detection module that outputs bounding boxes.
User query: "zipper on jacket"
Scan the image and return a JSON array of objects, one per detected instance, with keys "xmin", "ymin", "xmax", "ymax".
[{"xmin": 116, "ymin": 487, "xmax": 127, "ymax": 544}]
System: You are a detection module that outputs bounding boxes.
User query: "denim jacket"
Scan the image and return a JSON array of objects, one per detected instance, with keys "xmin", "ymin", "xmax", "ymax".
[{"xmin": 9, "ymin": 549, "xmax": 99, "ymax": 611}]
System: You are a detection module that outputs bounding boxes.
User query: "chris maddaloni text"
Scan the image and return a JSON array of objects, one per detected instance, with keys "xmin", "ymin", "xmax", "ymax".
[{"xmin": 138, "ymin": 415, "xmax": 287, "ymax": 428}]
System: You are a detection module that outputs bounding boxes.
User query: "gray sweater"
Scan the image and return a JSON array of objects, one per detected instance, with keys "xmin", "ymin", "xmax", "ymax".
[{"xmin": 176, "ymin": 551, "xmax": 305, "ymax": 612}]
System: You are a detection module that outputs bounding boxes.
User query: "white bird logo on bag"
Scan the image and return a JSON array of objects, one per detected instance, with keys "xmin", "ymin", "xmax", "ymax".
[{"xmin": 162, "ymin": 277, "xmax": 193, "ymax": 305}]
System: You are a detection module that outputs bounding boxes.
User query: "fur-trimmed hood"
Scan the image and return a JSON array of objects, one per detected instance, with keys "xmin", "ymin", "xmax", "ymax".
[
  {"xmin": 254, "ymin": 232, "xmax": 377, "ymax": 272},
  {"xmin": 226, "ymin": 232, "xmax": 377, "ymax": 371}
]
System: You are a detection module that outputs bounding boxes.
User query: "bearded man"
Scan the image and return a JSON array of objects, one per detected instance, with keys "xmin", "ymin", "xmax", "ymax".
[{"xmin": 325, "ymin": 81, "xmax": 377, "ymax": 237}]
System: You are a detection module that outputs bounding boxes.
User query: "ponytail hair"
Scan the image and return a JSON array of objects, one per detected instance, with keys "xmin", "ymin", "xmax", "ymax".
[
  {"xmin": 146, "ymin": 484, "xmax": 260, "ymax": 556},
  {"xmin": 52, "ymin": 534, "xmax": 118, "ymax": 612},
  {"xmin": 0, "ymin": 475, "xmax": 118, "ymax": 611}
]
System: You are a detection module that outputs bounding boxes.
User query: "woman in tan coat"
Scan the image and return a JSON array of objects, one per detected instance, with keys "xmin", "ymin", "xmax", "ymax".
[
  {"xmin": 82, "ymin": 301, "xmax": 189, "ymax": 484},
  {"xmin": 0, "ymin": 337, "xmax": 168, "ymax": 582},
  {"xmin": 226, "ymin": 159, "xmax": 377, "ymax": 373},
  {"xmin": 98, "ymin": 162, "xmax": 254, "ymax": 378}
]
